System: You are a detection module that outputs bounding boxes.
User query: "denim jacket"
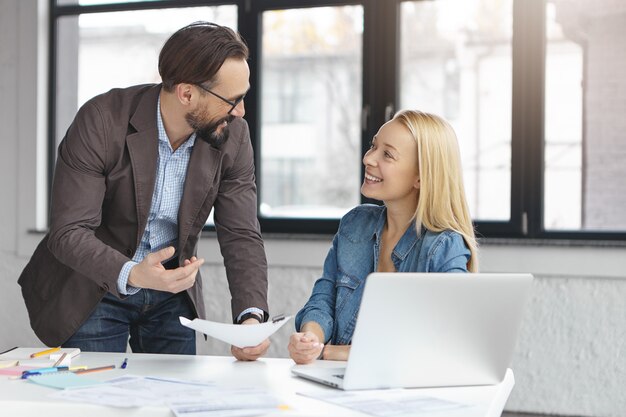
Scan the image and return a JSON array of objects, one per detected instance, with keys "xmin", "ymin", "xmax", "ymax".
[{"xmin": 295, "ymin": 204, "xmax": 471, "ymax": 345}]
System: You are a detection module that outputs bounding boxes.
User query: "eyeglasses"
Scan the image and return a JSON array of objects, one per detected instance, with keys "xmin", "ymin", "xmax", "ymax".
[{"xmin": 195, "ymin": 84, "xmax": 246, "ymax": 115}]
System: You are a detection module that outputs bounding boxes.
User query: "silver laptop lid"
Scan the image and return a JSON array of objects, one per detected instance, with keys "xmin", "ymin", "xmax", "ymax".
[{"xmin": 342, "ymin": 273, "xmax": 533, "ymax": 390}]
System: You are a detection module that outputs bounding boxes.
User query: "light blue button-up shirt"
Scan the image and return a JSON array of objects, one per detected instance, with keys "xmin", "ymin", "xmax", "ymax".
[
  {"xmin": 116, "ymin": 98, "xmax": 264, "ymax": 323},
  {"xmin": 117, "ymin": 97, "xmax": 195, "ymax": 295}
]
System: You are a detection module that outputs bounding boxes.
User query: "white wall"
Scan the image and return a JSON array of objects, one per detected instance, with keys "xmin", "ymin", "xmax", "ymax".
[{"xmin": 0, "ymin": 1, "xmax": 625, "ymax": 416}]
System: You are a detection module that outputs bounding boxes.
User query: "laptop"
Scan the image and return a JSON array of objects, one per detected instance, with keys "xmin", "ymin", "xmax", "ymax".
[{"xmin": 292, "ymin": 272, "xmax": 533, "ymax": 390}]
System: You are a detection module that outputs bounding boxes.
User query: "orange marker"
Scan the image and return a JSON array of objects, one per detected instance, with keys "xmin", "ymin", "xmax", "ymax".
[{"xmin": 73, "ymin": 365, "xmax": 116, "ymax": 375}]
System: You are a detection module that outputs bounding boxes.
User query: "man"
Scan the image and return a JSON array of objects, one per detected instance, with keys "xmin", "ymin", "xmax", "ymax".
[{"xmin": 18, "ymin": 22, "xmax": 269, "ymax": 360}]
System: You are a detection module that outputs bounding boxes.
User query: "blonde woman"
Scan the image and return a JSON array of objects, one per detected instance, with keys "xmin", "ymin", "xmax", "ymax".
[{"xmin": 288, "ymin": 110, "xmax": 478, "ymax": 364}]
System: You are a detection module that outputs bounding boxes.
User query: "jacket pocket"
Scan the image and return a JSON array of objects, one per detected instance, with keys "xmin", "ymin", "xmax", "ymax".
[{"xmin": 335, "ymin": 271, "xmax": 361, "ymax": 308}]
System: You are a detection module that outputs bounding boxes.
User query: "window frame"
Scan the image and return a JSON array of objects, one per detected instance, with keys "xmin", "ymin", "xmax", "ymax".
[{"xmin": 48, "ymin": 0, "xmax": 626, "ymax": 241}]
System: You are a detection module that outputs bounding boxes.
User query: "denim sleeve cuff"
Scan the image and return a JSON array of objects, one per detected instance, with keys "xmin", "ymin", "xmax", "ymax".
[
  {"xmin": 118, "ymin": 261, "xmax": 141, "ymax": 295},
  {"xmin": 297, "ymin": 311, "xmax": 334, "ymax": 344},
  {"xmin": 236, "ymin": 307, "xmax": 265, "ymax": 323}
]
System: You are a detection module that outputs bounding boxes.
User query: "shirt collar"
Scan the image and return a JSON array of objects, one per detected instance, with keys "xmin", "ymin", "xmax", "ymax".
[
  {"xmin": 373, "ymin": 205, "xmax": 420, "ymax": 261},
  {"xmin": 157, "ymin": 96, "xmax": 196, "ymax": 151}
]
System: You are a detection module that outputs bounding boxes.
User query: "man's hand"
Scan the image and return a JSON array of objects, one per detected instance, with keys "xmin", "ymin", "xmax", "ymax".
[
  {"xmin": 128, "ymin": 246, "xmax": 204, "ymax": 293},
  {"xmin": 288, "ymin": 331, "xmax": 324, "ymax": 364},
  {"xmin": 231, "ymin": 318, "xmax": 270, "ymax": 361}
]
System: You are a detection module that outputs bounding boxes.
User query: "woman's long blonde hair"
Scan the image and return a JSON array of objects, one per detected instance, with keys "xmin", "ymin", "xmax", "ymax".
[{"xmin": 394, "ymin": 110, "xmax": 478, "ymax": 272}]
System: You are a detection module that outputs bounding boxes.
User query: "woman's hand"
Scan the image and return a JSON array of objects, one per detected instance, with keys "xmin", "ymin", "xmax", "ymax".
[
  {"xmin": 321, "ymin": 344, "xmax": 351, "ymax": 361},
  {"xmin": 288, "ymin": 331, "xmax": 324, "ymax": 364}
]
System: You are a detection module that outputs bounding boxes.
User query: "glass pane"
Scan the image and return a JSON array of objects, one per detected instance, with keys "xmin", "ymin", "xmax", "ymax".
[
  {"xmin": 399, "ymin": 0, "xmax": 513, "ymax": 222},
  {"xmin": 55, "ymin": 7, "xmax": 237, "ymax": 149},
  {"xmin": 260, "ymin": 6, "xmax": 363, "ymax": 219},
  {"xmin": 544, "ymin": 1, "xmax": 626, "ymax": 231}
]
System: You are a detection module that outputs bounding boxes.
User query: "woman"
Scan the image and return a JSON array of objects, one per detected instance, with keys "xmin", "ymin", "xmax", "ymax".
[{"xmin": 288, "ymin": 110, "xmax": 478, "ymax": 364}]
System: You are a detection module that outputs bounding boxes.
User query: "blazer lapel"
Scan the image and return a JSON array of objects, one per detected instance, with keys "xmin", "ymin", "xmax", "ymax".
[
  {"xmin": 126, "ymin": 85, "xmax": 161, "ymax": 247},
  {"xmin": 178, "ymin": 138, "xmax": 221, "ymax": 252}
]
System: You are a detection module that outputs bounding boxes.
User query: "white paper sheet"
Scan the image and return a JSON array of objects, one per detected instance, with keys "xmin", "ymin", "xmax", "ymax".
[
  {"xmin": 50, "ymin": 375, "xmax": 283, "ymax": 415},
  {"xmin": 50, "ymin": 375, "xmax": 217, "ymax": 408},
  {"xmin": 168, "ymin": 387, "xmax": 280, "ymax": 417},
  {"xmin": 179, "ymin": 316, "xmax": 291, "ymax": 348},
  {"xmin": 298, "ymin": 389, "xmax": 471, "ymax": 417}
]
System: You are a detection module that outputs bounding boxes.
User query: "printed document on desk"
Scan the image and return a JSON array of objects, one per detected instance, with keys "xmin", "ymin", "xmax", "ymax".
[
  {"xmin": 298, "ymin": 389, "xmax": 471, "ymax": 417},
  {"xmin": 50, "ymin": 375, "xmax": 282, "ymax": 415},
  {"xmin": 179, "ymin": 316, "xmax": 291, "ymax": 348}
]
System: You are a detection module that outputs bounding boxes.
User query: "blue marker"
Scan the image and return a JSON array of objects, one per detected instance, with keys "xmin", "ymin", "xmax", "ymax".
[
  {"xmin": 21, "ymin": 366, "xmax": 69, "ymax": 379},
  {"xmin": 121, "ymin": 357, "xmax": 128, "ymax": 369}
]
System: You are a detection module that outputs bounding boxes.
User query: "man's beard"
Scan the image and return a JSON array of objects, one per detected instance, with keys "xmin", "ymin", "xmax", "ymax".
[{"xmin": 186, "ymin": 112, "xmax": 235, "ymax": 148}]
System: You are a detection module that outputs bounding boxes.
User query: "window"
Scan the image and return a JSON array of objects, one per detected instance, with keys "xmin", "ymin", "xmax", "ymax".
[
  {"xmin": 259, "ymin": 6, "xmax": 363, "ymax": 220},
  {"xmin": 400, "ymin": 0, "xmax": 513, "ymax": 222},
  {"xmin": 543, "ymin": 0, "xmax": 626, "ymax": 233},
  {"xmin": 50, "ymin": 0, "xmax": 626, "ymax": 241},
  {"xmin": 53, "ymin": 4, "xmax": 237, "ymax": 150}
]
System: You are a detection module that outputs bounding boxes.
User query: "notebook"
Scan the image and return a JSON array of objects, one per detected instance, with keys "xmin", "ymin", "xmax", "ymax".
[
  {"xmin": 28, "ymin": 372, "xmax": 103, "ymax": 389},
  {"xmin": 292, "ymin": 272, "xmax": 533, "ymax": 390}
]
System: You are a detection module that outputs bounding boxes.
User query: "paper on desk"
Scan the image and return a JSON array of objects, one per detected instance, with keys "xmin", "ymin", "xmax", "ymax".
[
  {"xmin": 179, "ymin": 316, "xmax": 291, "ymax": 348},
  {"xmin": 298, "ymin": 389, "xmax": 470, "ymax": 417},
  {"xmin": 50, "ymin": 375, "xmax": 216, "ymax": 408},
  {"xmin": 50, "ymin": 375, "xmax": 282, "ymax": 414},
  {"xmin": 168, "ymin": 387, "xmax": 281, "ymax": 417}
]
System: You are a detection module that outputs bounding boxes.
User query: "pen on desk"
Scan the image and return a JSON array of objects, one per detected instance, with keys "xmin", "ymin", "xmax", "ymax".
[
  {"xmin": 23, "ymin": 366, "xmax": 69, "ymax": 374},
  {"xmin": 52, "ymin": 352, "xmax": 67, "ymax": 367},
  {"xmin": 21, "ymin": 366, "xmax": 69, "ymax": 379},
  {"xmin": 72, "ymin": 365, "xmax": 115, "ymax": 375},
  {"xmin": 121, "ymin": 357, "xmax": 128, "ymax": 369},
  {"xmin": 272, "ymin": 314, "xmax": 285, "ymax": 323},
  {"xmin": 0, "ymin": 346, "xmax": 18, "ymax": 355},
  {"xmin": 30, "ymin": 347, "xmax": 61, "ymax": 358}
]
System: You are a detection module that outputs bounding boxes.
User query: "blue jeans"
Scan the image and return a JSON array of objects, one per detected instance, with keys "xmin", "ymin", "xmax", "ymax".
[{"xmin": 63, "ymin": 290, "xmax": 196, "ymax": 354}]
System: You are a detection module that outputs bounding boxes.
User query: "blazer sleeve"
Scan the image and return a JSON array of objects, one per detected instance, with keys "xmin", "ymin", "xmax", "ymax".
[
  {"xmin": 212, "ymin": 122, "xmax": 269, "ymax": 322},
  {"xmin": 46, "ymin": 100, "xmax": 129, "ymax": 295}
]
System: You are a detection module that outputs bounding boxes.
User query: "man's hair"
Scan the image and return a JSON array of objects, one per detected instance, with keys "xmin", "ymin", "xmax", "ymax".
[
  {"xmin": 393, "ymin": 109, "xmax": 479, "ymax": 272},
  {"xmin": 159, "ymin": 21, "xmax": 249, "ymax": 92}
]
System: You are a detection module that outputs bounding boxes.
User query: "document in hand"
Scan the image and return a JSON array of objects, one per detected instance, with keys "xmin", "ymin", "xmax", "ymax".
[{"xmin": 179, "ymin": 316, "xmax": 291, "ymax": 348}]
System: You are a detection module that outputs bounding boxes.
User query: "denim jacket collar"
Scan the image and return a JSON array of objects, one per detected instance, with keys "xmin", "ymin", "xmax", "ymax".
[{"xmin": 373, "ymin": 206, "xmax": 420, "ymax": 268}]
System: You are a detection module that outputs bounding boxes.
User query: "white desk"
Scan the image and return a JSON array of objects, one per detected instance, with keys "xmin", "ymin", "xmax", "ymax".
[{"xmin": 0, "ymin": 350, "xmax": 514, "ymax": 417}]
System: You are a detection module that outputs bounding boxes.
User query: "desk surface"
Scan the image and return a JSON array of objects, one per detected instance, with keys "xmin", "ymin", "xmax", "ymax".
[{"xmin": 0, "ymin": 350, "xmax": 514, "ymax": 417}]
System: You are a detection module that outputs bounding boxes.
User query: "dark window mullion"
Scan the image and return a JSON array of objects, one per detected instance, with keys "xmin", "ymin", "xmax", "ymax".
[
  {"xmin": 361, "ymin": 0, "xmax": 398, "ymax": 206},
  {"xmin": 53, "ymin": 0, "xmax": 233, "ymax": 16},
  {"xmin": 471, "ymin": 0, "xmax": 545, "ymax": 239},
  {"xmin": 514, "ymin": 0, "xmax": 546, "ymax": 239}
]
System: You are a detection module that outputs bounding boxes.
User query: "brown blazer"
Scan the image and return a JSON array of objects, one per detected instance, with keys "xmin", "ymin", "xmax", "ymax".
[{"xmin": 18, "ymin": 84, "xmax": 268, "ymax": 347}]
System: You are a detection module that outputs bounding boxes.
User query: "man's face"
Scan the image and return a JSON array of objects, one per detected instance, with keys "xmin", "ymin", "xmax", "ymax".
[
  {"xmin": 186, "ymin": 110, "xmax": 235, "ymax": 148},
  {"xmin": 186, "ymin": 58, "xmax": 250, "ymax": 147}
]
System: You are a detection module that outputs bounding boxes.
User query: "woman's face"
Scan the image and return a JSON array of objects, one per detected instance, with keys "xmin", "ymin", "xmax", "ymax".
[{"xmin": 361, "ymin": 119, "xmax": 420, "ymax": 205}]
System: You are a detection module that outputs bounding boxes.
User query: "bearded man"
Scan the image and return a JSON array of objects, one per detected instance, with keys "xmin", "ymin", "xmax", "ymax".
[{"xmin": 18, "ymin": 22, "xmax": 269, "ymax": 361}]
